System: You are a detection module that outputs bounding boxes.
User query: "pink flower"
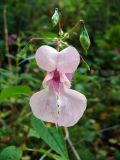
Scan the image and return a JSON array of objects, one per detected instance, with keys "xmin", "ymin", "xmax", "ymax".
[
  {"xmin": 7, "ymin": 34, "xmax": 17, "ymax": 46},
  {"xmin": 30, "ymin": 45, "xmax": 87, "ymax": 127}
]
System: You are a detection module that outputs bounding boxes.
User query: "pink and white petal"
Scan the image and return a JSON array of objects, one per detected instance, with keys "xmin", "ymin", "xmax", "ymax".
[
  {"xmin": 60, "ymin": 73, "xmax": 71, "ymax": 88},
  {"xmin": 65, "ymin": 73, "xmax": 73, "ymax": 81},
  {"xmin": 57, "ymin": 46, "xmax": 80, "ymax": 73},
  {"xmin": 35, "ymin": 45, "xmax": 58, "ymax": 72},
  {"xmin": 29, "ymin": 87, "xmax": 58, "ymax": 123},
  {"xmin": 58, "ymin": 87, "xmax": 87, "ymax": 127},
  {"xmin": 42, "ymin": 72, "xmax": 54, "ymax": 88}
]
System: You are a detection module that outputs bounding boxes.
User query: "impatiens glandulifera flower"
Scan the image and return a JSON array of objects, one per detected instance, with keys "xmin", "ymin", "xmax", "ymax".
[{"xmin": 30, "ymin": 45, "xmax": 87, "ymax": 127}]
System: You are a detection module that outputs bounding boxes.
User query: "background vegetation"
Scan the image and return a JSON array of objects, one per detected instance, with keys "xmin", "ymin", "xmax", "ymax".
[{"xmin": 0, "ymin": 0, "xmax": 120, "ymax": 160}]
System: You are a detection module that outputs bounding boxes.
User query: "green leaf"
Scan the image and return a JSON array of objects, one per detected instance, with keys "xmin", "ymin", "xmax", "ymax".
[
  {"xmin": 42, "ymin": 32, "xmax": 58, "ymax": 39},
  {"xmin": 17, "ymin": 43, "xmax": 30, "ymax": 59},
  {"xmin": 115, "ymin": 150, "xmax": 120, "ymax": 160},
  {"xmin": 0, "ymin": 129, "xmax": 8, "ymax": 137},
  {"xmin": 19, "ymin": 55, "xmax": 35, "ymax": 64},
  {"xmin": 40, "ymin": 148, "xmax": 64, "ymax": 160},
  {"xmin": 0, "ymin": 146, "xmax": 22, "ymax": 160},
  {"xmin": 79, "ymin": 146, "xmax": 96, "ymax": 160},
  {"xmin": 31, "ymin": 116, "xmax": 69, "ymax": 160},
  {"xmin": 0, "ymin": 85, "xmax": 32, "ymax": 100},
  {"xmin": 28, "ymin": 128, "xmax": 41, "ymax": 138}
]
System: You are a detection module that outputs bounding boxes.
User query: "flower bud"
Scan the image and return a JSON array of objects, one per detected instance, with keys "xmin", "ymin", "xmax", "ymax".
[
  {"xmin": 59, "ymin": 29, "xmax": 64, "ymax": 37},
  {"xmin": 80, "ymin": 22, "xmax": 90, "ymax": 52},
  {"xmin": 51, "ymin": 8, "xmax": 59, "ymax": 27}
]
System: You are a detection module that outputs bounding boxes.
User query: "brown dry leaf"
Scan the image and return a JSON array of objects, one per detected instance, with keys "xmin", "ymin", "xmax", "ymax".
[
  {"xmin": 106, "ymin": 156, "xmax": 114, "ymax": 160},
  {"xmin": 93, "ymin": 123, "xmax": 101, "ymax": 130},
  {"xmin": 99, "ymin": 113, "xmax": 108, "ymax": 120},
  {"xmin": 87, "ymin": 108, "xmax": 93, "ymax": 113}
]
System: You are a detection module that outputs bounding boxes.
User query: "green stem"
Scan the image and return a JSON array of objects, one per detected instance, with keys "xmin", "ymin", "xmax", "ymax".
[
  {"xmin": 30, "ymin": 37, "xmax": 53, "ymax": 43},
  {"xmin": 15, "ymin": 38, "xmax": 21, "ymax": 84},
  {"xmin": 39, "ymin": 149, "xmax": 52, "ymax": 160},
  {"xmin": 64, "ymin": 127, "xmax": 82, "ymax": 160},
  {"xmin": 62, "ymin": 19, "xmax": 83, "ymax": 40},
  {"xmin": 25, "ymin": 148, "xmax": 58, "ymax": 160},
  {"xmin": 58, "ymin": 18, "xmax": 62, "ymax": 33},
  {"xmin": 3, "ymin": 5, "xmax": 12, "ymax": 70},
  {"xmin": 81, "ymin": 55, "xmax": 90, "ymax": 71}
]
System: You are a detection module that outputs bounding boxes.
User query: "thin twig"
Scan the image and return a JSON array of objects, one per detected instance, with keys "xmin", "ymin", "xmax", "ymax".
[
  {"xmin": 30, "ymin": 37, "xmax": 53, "ymax": 42},
  {"xmin": 64, "ymin": 127, "xmax": 82, "ymax": 160},
  {"xmin": 73, "ymin": 124, "xmax": 120, "ymax": 146},
  {"xmin": 3, "ymin": 5, "xmax": 12, "ymax": 70},
  {"xmin": 26, "ymin": 148, "xmax": 56, "ymax": 160},
  {"xmin": 80, "ymin": 55, "xmax": 90, "ymax": 71},
  {"xmin": 30, "ymin": 37, "xmax": 61, "ymax": 49},
  {"xmin": 40, "ymin": 149, "xmax": 52, "ymax": 160},
  {"xmin": 96, "ymin": 124, "xmax": 120, "ymax": 133},
  {"xmin": 58, "ymin": 19, "xmax": 62, "ymax": 33},
  {"xmin": 62, "ymin": 19, "xmax": 82, "ymax": 40},
  {"xmin": 25, "ymin": 148, "xmax": 40, "ymax": 152}
]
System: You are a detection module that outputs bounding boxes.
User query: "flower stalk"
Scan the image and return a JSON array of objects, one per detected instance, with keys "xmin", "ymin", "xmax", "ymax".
[
  {"xmin": 64, "ymin": 127, "xmax": 82, "ymax": 160},
  {"xmin": 3, "ymin": 5, "xmax": 12, "ymax": 70}
]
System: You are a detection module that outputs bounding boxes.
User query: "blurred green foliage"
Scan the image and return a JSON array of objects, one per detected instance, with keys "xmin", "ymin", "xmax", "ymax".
[{"xmin": 0, "ymin": 0, "xmax": 120, "ymax": 159}]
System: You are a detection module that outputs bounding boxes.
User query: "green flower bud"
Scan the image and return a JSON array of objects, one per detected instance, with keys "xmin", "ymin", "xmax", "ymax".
[
  {"xmin": 80, "ymin": 23, "xmax": 90, "ymax": 52},
  {"xmin": 51, "ymin": 8, "xmax": 59, "ymax": 27},
  {"xmin": 59, "ymin": 29, "xmax": 64, "ymax": 37}
]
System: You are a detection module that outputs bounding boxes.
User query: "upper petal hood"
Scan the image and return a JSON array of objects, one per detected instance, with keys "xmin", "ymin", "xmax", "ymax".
[
  {"xmin": 57, "ymin": 46, "xmax": 80, "ymax": 73},
  {"xmin": 35, "ymin": 45, "xmax": 80, "ymax": 73},
  {"xmin": 35, "ymin": 45, "xmax": 58, "ymax": 72}
]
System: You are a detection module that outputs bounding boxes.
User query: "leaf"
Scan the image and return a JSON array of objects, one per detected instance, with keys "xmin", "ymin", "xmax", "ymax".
[
  {"xmin": 0, "ymin": 146, "xmax": 22, "ymax": 160},
  {"xmin": 115, "ymin": 150, "xmax": 120, "ymax": 160},
  {"xmin": 28, "ymin": 128, "xmax": 40, "ymax": 138},
  {"xmin": 40, "ymin": 148, "xmax": 64, "ymax": 160},
  {"xmin": 0, "ymin": 129, "xmax": 8, "ymax": 137},
  {"xmin": 19, "ymin": 55, "xmax": 35, "ymax": 64},
  {"xmin": 42, "ymin": 32, "xmax": 58, "ymax": 39},
  {"xmin": 0, "ymin": 85, "xmax": 32, "ymax": 100},
  {"xmin": 17, "ymin": 43, "xmax": 30, "ymax": 59},
  {"xmin": 31, "ymin": 116, "xmax": 69, "ymax": 160},
  {"xmin": 79, "ymin": 145, "xmax": 96, "ymax": 160}
]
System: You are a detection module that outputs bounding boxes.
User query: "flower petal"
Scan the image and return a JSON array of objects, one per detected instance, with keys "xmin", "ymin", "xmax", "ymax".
[
  {"xmin": 60, "ymin": 73, "xmax": 71, "ymax": 88},
  {"xmin": 57, "ymin": 46, "xmax": 80, "ymax": 73},
  {"xmin": 42, "ymin": 72, "xmax": 54, "ymax": 88},
  {"xmin": 35, "ymin": 45, "xmax": 58, "ymax": 72},
  {"xmin": 30, "ymin": 86, "xmax": 58, "ymax": 123},
  {"xmin": 58, "ymin": 87, "xmax": 87, "ymax": 127}
]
